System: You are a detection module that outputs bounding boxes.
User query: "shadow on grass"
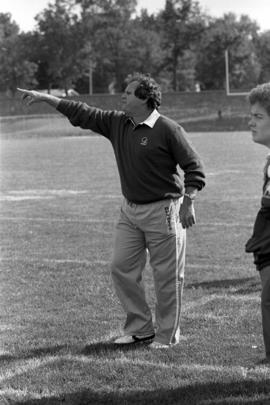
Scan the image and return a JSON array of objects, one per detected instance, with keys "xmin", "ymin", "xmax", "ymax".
[
  {"xmin": 13, "ymin": 379, "xmax": 270, "ymax": 405},
  {"xmin": 81, "ymin": 341, "xmax": 152, "ymax": 356},
  {"xmin": 0, "ymin": 341, "xmax": 148, "ymax": 363},
  {"xmin": 187, "ymin": 276, "xmax": 261, "ymax": 295}
]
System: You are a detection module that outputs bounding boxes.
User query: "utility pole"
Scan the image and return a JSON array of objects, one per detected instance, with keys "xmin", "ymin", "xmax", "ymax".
[
  {"xmin": 87, "ymin": 42, "xmax": 95, "ymax": 95},
  {"xmin": 225, "ymin": 49, "xmax": 230, "ymax": 95},
  {"xmin": 89, "ymin": 58, "xmax": 93, "ymax": 95}
]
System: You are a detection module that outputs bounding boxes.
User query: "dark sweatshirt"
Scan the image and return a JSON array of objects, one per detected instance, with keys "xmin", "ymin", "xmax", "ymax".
[
  {"xmin": 246, "ymin": 155, "xmax": 270, "ymax": 269},
  {"xmin": 57, "ymin": 100, "xmax": 206, "ymax": 204}
]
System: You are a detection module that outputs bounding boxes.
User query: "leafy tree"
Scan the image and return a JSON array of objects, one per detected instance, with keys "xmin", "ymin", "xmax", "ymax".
[
  {"xmin": 195, "ymin": 13, "xmax": 260, "ymax": 90},
  {"xmin": 256, "ymin": 31, "xmax": 270, "ymax": 83},
  {"xmin": 0, "ymin": 13, "xmax": 38, "ymax": 95},
  {"xmin": 76, "ymin": 0, "xmax": 139, "ymax": 92},
  {"xmin": 123, "ymin": 8, "xmax": 168, "ymax": 89},
  {"xmin": 1, "ymin": 0, "xmax": 267, "ymax": 95},
  {"xmin": 0, "ymin": 12, "xmax": 19, "ymax": 38},
  {"xmin": 35, "ymin": 0, "xmax": 85, "ymax": 94},
  {"xmin": 157, "ymin": 0, "xmax": 206, "ymax": 91}
]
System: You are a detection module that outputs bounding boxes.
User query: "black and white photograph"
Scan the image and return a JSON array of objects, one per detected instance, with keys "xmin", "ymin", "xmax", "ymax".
[{"xmin": 1, "ymin": 0, "xmax": 270, "ymax": 403}]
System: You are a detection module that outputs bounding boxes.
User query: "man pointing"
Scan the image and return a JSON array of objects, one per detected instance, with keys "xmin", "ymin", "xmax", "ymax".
[{"xmin": 18, "ymin": 73, "xmax": 205, "ymax": 348}]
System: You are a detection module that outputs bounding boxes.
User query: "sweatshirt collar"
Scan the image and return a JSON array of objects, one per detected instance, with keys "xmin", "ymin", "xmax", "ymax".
[
  {"xmin": 139, "ymin": 109, "xmax": 160, "ymax": 128},
  {"xmin": 126, "ymin": 109, "xmax": 160, "ymax": 128}
]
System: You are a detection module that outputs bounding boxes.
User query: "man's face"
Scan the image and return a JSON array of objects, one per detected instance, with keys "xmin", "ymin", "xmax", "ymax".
[
  {"xmin": 121, "ymin": 81, "xmax": 146, "ymax": 115},
  {"xmin": 249, "ymin": 102, "xmax": 270, "ymax": 147}
]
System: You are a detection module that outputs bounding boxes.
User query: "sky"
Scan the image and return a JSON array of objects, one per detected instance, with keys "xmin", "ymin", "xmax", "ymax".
[{"xmin": 1, "ymin": 0, "xmax": 270, "ymax": 33}]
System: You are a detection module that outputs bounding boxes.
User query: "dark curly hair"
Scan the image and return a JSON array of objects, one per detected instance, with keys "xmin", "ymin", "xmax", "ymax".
[
  {"xmin": 248, "ymin": 82, "xmax": 270, "ymax": 116},
  {"xmin": 126, "ymin": 73, "xmax": 162, "ymax": 110}
]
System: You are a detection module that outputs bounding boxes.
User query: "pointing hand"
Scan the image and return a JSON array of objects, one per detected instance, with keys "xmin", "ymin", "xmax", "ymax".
[{"xmin": 17, "ymin": 88, "xmax": 45, "ymax": 105}]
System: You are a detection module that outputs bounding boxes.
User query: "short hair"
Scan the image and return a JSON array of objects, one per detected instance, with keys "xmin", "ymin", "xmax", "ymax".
[
  {"xmin": 127, "ymin": 73, "xmax": 162, "ymax": 110},
  {"xmin": 248, "ymin": 82, "xmax": 270, "ymax": 116}
]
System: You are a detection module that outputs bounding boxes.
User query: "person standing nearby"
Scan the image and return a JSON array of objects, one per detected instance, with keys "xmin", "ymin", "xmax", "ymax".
[
  {"xmin": 246, "ymin": 82, "xmax": 270, "ymax": 364},
  {"xmin": 18, "ymin": 73, "xmax": 206, "ymax": 348}
]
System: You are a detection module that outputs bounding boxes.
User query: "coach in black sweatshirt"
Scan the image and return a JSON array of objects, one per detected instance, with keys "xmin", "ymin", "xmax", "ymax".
[{"xmin": 18, "ymin": 73, "xmax": 205, "ymax": 348}]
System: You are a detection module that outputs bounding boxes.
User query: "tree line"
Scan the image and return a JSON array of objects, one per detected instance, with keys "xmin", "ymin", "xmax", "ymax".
[{"xmin": 0, "ymin": 0, "xmax": 270, "ymax": 96}]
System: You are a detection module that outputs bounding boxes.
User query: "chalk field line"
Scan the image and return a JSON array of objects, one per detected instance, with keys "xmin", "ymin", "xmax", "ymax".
[{"xmin": 0, "ymin": 352, "xmax": 269, "ymax": 388}]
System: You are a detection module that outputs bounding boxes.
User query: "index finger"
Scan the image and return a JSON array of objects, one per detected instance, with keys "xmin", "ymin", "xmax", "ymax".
[{"xmin": 17, "ymin": 88, "xmax": 33, "ymax": 96}]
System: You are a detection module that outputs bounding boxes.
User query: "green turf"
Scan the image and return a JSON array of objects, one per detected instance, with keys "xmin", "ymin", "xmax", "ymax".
[
  {"xmin": 0, "ymin": 129, "xmax": 270, "ymax": 404},
  {"xmin": 0, "ymin": 111, "xmax": 250, "ymax": 138}
]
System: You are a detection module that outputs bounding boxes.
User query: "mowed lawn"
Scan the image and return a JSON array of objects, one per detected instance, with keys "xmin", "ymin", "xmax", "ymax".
[{"xmin": 0, "ymin": 121, "xmax": 270, "ymax": 404}]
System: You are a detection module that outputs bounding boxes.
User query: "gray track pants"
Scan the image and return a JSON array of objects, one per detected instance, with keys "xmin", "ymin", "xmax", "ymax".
[
  {"xmin": 111, "ymin": 198, "xmax": 186, "ymax": 345},
  {"xmin": 260, "ymin": 265, "xmax": 270, "ymax": 358}
]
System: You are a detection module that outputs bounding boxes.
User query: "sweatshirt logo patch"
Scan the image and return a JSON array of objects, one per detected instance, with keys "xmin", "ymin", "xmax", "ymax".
[{"xmin": 140, "ymin": 137, "xmax": 148, "ymax": 146}]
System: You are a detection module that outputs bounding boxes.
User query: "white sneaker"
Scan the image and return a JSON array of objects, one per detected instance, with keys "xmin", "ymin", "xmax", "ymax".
[
  {"xmin": 148, "ymin": 341, "xmax": 170, "ymax": 349},
  {"xmin": 113, "ymin": 334, "xmax": 155, "ymax": 344}
]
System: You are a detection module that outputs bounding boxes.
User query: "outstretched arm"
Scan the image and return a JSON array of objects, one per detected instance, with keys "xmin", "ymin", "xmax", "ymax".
[
  {"xmin": 17, "ymin": 88, "xmax": 61, "ymax": 108},
  {"xmin": 18, "ymin": 88, "xmax": 117, "ymax": 139}
]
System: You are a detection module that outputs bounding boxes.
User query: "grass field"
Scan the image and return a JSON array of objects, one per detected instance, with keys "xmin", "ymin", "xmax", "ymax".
[
  {"xmin": 0, "ymin": 118, "xmax": 270, "ymax": 404},
  {"xmin": 0, "ymin": 110, "xmax": 250, "ymax": 137}
]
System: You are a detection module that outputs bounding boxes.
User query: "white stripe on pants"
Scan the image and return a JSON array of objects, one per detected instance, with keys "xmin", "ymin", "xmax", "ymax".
[{"xmin": 111, "ymin": 198, "xmax": 186, "ymax": 345}]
